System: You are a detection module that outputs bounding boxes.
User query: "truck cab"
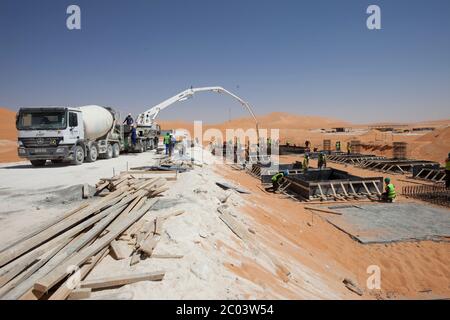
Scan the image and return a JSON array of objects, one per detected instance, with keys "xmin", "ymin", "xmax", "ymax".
[{"xmin": 16, "ymin": 107, "xmax": 85, "ymax": 166}]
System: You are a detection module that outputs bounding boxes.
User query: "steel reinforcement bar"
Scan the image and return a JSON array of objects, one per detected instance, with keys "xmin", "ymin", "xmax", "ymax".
[{"xmin": 402, "ymin": 185, "xmax": 450, "ymax": 207}]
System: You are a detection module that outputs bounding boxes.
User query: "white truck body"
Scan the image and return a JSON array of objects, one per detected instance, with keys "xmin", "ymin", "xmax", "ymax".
[{"xmin": 16, "ymin": 105, "xmax": 122, "ymax": 166}]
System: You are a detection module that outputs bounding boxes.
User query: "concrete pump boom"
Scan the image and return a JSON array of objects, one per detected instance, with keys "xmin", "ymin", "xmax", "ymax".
[{"xmin": 136, "ymin": 87, "xmax": 259, "ymax": 133}]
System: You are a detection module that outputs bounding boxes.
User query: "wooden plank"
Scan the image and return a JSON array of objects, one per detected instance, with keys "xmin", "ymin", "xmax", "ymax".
[
  {"xmin": 82, "ymin": 184, "xmax": 90, "ymax": 199},
  {"xmin": 48, "ymin": 248, "xmax": 109, "ymax": 300},
  {"xmin": 0, "ymin": 189, "xmax": 130, "ymax": 268},
  {"xmin": 3, "ymin": 202, "xmax": 127, "ymax": 300},
  {"xmin": 139, "ymin": 235, "xmax": 160, "ymax": 257},
  {"xmin": 0, "ymin": 199, "xmax": 120, "ymax": 288},
  {"xmin": 154, "ymin": 217, "xmax": 164, "ymax": 236},
  {"xmin": 129, "ymin": 252, "xmax": 141, "ymax": 266},
  {"xmin": 109, "ymin": 241, "xmax": 128, "ymax": 260},
  {"xmin": 33, "ymin": 199, "xmax": 158, "ymax": 294},
  {"xmin": 80, "ymin": 271, "xmax": 165, "ymax": 290},
  {"xmin": 95, "ymin": 181, "xmax": 110, "ymax": 194},
  {"xmin": 0, "ymin": 238, "xmax": 71, "ymax": 298},
  {"xmin": 0, "ymin": 202, "xmax": 89, "ymax": 254},
  {"xmin": 68, "ymin": 288, "xmax": 91, "ymax": 300}
]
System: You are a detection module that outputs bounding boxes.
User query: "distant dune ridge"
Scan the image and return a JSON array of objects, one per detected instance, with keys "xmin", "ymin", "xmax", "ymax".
[
  {"xmin": 0, "ymin": 108, "xmax": 20, "ymax": 163},
  {"xmin": 1, "ymin": 107, "xmax": 448, "ymax": 164}
]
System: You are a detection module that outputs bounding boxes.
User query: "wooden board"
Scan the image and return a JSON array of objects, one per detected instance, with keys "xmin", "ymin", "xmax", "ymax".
[
  {"xmin": 109, "ymin": 241, "xmax": 128, "ymax": 260},
  {"xmin": 33, "ymin": 199, "xmax": 158, "ymax": 294},
  {"xmin": 48, "ymin": 248, "xmax": 109, "ymax": 300},
  {"xmin": 68, "ymin": 288, "xmax": 92, "ymax": 300},
  {"xmin": 80, "ymin": 271, "xmax": 165, "ymax": 289},
  {"xmin": 0, "ymin": 189, "xmax": 130, "ymax": 267}
]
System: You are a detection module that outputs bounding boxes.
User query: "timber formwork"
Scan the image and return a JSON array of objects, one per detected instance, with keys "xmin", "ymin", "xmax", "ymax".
[
  {"xmin": 327, "ymin": 153, "xmax": 386, "ymax": 165},
  {"xmin": 283, "ymin": 168, "xmax": 383, "ymax": 201},
  {"xmin": 357, "ymin": 159, "xmax": 440, "ymax": 175},
  {"xmin": 279, "ymin": 145, "xmax": 307, "ymax": 155},
  {"xmin": 248, "ymin": 163, "xmax": 304, "ymax": 183},
  {"xmin": 246, "ymin": 162, "xmax": 302, "ymax": 184},
  {"xmin": 402, "ymin": 185, "xmax": 450, "ymax": 207},
  {"xmin": 412, "ymin": 166, "xmax": 447, "ymax": 183},
  {"xmin": 307, "ymin": 151, "xmax": 345, "ymax": 159}
]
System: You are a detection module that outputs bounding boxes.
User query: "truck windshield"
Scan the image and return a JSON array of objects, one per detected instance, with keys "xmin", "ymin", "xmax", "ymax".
[{"xmin": 17, "ymin": 111, "xmax": 67, "ymax": 130}]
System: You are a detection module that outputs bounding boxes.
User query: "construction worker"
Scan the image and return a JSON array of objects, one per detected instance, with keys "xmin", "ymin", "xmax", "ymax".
[
  {"xmin": 267, "ymin": 170, "xmax": 289, "ymax": 192},
  {"xmin": 163, "ymin": 132, "xmax": 171, "ymax": 155},
  {"xmin": 293, "ymin": 161, "xmax": 302, "ymax": 169},
  {"xmin": 170, "ymin": 134, "xmax": 176, "ymax": 156},
  {"xmin": 336, "ymin": 141, "xmax": 341, "ymax": 152},
  {"xmin": 123, "ymin": 113, "xmax": 134, "ymax": 126},
  {"xmin": 131, "ymin": 124, "xmax": 137, "ymax": 146},
  {"xmin": 382, "ymin": 177, "xmax": 396, "ymax": 202},
  {"xmin": 318, "ymin": 152, "xmax": 327, "ymax": 169},
  {"xmin": 303, "ymin": 154, "xmax": 309, "ymax": 173},
  {"xmin": 347, "ymin": 142, "xmax": 352, "ymax": 155},
  {"xmin": 446, "ymin": 153, "xmax": 450, "ymax": 189},
  {"xmin": 305, "ymin": 140, "xmax": 311, "ymax": 153}
]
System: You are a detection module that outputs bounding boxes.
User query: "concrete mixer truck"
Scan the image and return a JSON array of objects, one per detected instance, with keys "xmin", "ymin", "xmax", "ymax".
[{"xmin": 15, "ymin": 105, "xmax": 160, "ymax": 166}]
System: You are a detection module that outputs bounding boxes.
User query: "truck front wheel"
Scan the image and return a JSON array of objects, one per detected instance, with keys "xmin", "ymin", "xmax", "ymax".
[
  {"xmin": 112, "ymin": 143, "xmax": 120, "ymax": 158},
  {"xmin": 30, "ymin": 160, "xmax": 46, "ymax": 167},
  {"xmin": 86, "ymin": 145, "xmax": 98, "ymax": 163},
  {"xmin": 71, "ymin": 145, "xmax": 84, "ymax": 165}
]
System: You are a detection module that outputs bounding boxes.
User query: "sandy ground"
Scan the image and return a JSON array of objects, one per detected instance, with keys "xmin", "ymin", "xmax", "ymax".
[
  {"xmin": 214, "ymin": 155, "xmax": 450, "ymax": 300},
  {"xmin": 1, "ymin": 147, "xmax": 449, "ymax": 299},
  {"xmin": 0, "ymin": 147, "xmax": 349, "ymax": 299},
  {"xmin": 1, "ymin": 104, "xmax": 449, "ymax": 299}
]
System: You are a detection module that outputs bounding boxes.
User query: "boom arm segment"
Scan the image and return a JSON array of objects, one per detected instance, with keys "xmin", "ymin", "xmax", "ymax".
[{"xmin": 136, "ymin": 87, "xmax": 259, "ymax": 130}]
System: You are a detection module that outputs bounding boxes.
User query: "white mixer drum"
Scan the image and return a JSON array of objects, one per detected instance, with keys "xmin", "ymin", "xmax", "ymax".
[{"xmin": 79, "ymin": 105, "xmax": 114, "ymax": 140}]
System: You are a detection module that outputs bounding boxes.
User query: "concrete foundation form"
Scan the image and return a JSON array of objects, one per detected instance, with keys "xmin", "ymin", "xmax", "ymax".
[
  {"xmin": 327, "ymin": 153, "xmax": 386, "ymax": 165},
  {"xmin": 412, "ymin": 166, "xmax": 447, "ymax": 183},
  {"xmin": 283, "ymin": 168, "xmax": 383, "ymax": 201},
  {"xmin": 358, "ymin": 159, "xmax": 440, "ymax": 175}
]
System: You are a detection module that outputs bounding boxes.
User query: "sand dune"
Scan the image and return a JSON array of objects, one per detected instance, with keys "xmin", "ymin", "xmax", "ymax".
[{"xmin": 0, "ymin": 108, "xmax": 20, "ymax": 162}]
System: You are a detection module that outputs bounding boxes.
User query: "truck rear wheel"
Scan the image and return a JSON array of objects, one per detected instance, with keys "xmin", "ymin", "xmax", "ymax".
[
  {"xmin": 112, "ymin": 143, "xmax": 120, "ymax": 158},
  {"xmin": 30, "ymin": 160, "xmax": 46, "ymax": 167},
  {"xmin": 71, "ymin": 145, "xmax": 84, "ymax": 165},
  {"xmin": 102, "ymin": 144, "xmax": 113, "ymax": 159},
  {"xmin": 86, "ymin": 145, "xmax": 98, "ymax": 163}
]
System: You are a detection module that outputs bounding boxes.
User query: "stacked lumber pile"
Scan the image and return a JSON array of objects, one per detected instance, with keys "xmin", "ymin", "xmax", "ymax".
[{"xmin": 0, "ymin": 173, "xmax": 171, "ymax": 300}]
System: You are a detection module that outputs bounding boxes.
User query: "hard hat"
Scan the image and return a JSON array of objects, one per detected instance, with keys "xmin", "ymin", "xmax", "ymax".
[
  {"xmin": 384, "ymin": 177, "xmax": 391, "ymax": 184},
  {"xmin": 128, "ymin": 113, "xmax": 131, "ymax": 116},
  {"xmin": 284, "ymin": 170, "xmax": 289, "ymax": 176}
]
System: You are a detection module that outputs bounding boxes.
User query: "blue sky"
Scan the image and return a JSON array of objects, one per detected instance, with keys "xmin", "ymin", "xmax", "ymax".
[{"xmin": 0, "ymin": 0, "xmax": 449, "ymax": 123}]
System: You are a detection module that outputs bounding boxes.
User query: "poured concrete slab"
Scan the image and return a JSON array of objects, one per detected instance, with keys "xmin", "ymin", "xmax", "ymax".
[{"xmin": 323, "ymin": 203, "xmax": 450, "ymax": 244}]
